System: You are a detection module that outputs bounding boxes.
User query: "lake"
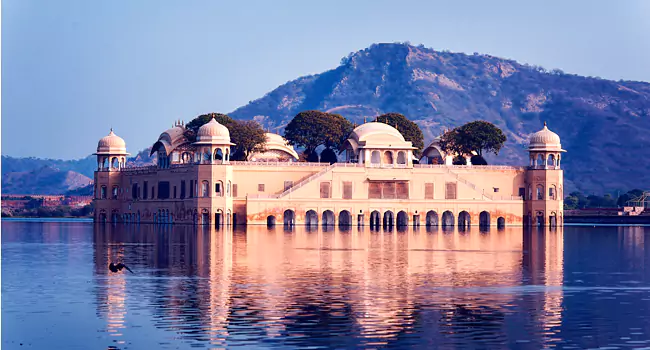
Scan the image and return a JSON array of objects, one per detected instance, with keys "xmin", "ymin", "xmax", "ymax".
[{"xmin": 2, "ymin": 220, "xmax": 650, "ymax": 349}]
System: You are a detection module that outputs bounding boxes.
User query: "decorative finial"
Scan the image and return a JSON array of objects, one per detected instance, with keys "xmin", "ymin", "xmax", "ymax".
[
  {"xmin": 364, "ymin": 116, "xmax": 367, "ymax": 123},
  {"xmin": 544, "ymin": 121, "xmax": 547, "ymax": 127}
]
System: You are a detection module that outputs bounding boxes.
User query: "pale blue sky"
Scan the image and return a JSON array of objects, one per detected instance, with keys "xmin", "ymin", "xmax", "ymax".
[{"xmin": 2, "ymin": 0, "xmax": 649, "ymax": 159}]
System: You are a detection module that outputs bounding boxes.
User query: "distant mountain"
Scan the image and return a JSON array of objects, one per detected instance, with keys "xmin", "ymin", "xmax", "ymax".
[
  {"xmin": 1, "ymin": 166, "xmax": 93, "ymax": 195},
  {"xmin": 230, "ymin": 43, "xmax": 650, "ymax": 194},
  {"xmin": 1, "ymin": 155, "xmax": 97, "ymax": 178},
  {"xmin": 1, "ymin": 147, "xmax": 155, "ymax": 178},
  {"xmin": 1, "ymin": 147, "xmax": 155, "ymax": 195}
]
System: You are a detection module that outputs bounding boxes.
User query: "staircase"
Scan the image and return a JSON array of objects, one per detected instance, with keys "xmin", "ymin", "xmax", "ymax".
[
  {"xmin": 443, "ymin": 167, "xmax": 494, "ymax": 200},
  {"xmin": 275, "ymin": 163, "xmax": 336, "ymax": 198}
]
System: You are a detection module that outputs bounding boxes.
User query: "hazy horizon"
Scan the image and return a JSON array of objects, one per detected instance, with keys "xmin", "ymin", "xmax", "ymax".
[{"xmin": 2, "ymin": 0, "xmax": 650, "ymax": 159}]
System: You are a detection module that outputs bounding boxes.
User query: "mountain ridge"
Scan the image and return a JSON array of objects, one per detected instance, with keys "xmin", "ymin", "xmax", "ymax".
[
  {"xmin": 3, "ymin": 43, "xmax": 649, "ymax": 194},
  {"xmin": 229, "ymin": 43, "xmax": 650, "ymax": 194}
]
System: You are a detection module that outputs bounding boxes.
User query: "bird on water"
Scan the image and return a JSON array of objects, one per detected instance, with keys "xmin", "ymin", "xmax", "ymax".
[{"xmin": 109, "ymin": 262, "xmax": 134, "ymax": 274}]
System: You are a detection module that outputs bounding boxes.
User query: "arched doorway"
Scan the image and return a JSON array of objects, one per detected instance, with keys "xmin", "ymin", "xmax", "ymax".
[
  {"xmin": 267, "ymin": 215, "xmax": 276, "ymax": 227},
  {"xmin": 283, "ymin": 209, "xmax": 295, "ymax": 227},
  {"xmin": 442, "ymin": 211, "xmax": 455, "ymax": 226},
  {"xmin": 322, "ymin": 210, "xmax": 335, "ymax": 226},
  {"xmin": 383, "ymin": 211, "xmax": 394, "ymax": 227},
  {"xmin": 479, "ymin": 211, "xmax": 490, "ymax": 227},
  {"xmin": 426, "ymin": 211, "xmax": 438, "ymax": 226},
  {"xmin": 536, "ymin": 211, "xmax": 544, "ymax": 226},
  {"xmin": 549, "ymin": 212, "xmax": 557, "ymax": 227},
  {"xmin": 370, "ymin": 210, "xmax": 381, "ymax": 228},
  {"xmin": 497, "ymin": 217, "xmax": 506, "ymax": 229},
  {"xmin": 305, "ymin": 210, "xmax": 318, "ymax": 226},
  {"xmin": 201, "ymin": 210, "xmax": 210, "ymax": 226},
  {"xmin": 215, "ymin": 210, "xmax": 222, "ymax": 227},
  {"xmin": 397, "ymin": 211, "xmax": 408, "ymax": 227},
  {"xmin": 458, "ymin": 211, "xmax": 471, "ymax": 228},
  {"xmin": 339, "ymin": 210, "xmax": 352, "ymax": 227}
]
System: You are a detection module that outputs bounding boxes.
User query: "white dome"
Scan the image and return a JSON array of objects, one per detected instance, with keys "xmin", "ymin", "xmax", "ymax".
[
  {"xmin": 349, "ymin": 122, "xmax": 406, "ymax": 143},
  {"xmin": 528, "ymin": 122, "xmax": 564, "ymax": 152},
  {"xmin": 262, "ymin": 133, "xmax": 299, "ymax": 160},
  {"xmin": 194, "ymin": 118, "xmax": 232, "ymax": 145},
  {"xmin": 96, "ymin": 129, "xmax": 128, "ymax": 155}
]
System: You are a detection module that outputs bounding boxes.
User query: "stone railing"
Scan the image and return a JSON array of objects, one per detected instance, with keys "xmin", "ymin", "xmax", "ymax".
[
  {"xmin": 414, "ymin": 164, "xmax": 526, "ymax": 171},
  {"xmin": 229, "ymin": 161, "xmax": 329, "ymax": 167}
]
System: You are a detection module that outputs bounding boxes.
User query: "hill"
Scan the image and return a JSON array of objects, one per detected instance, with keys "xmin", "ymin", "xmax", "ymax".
[
  {"xmin": 230, "ymin": 43, "xmax": 650, "ymax": 194},
  {"xmin": 1, "ymin": 166, "xmax": 93, "ymax": 195},
  {"xmin": 1, "ymin": 148, "xmax": 155, "ymax": 195}
]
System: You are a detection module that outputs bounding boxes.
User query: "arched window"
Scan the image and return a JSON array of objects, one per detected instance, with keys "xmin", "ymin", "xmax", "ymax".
[
  {"xmin": 100, "ymin": 186, "xmax": 107, "ymax": 199},
  {"xmin": 225, "ymin": 149, "xmax": 230, "ymax": 161},
  {"xmin": 112, "ymin": 186, "xmax": 119, "ymax": 200},
  {"xmin": 536, "ymin": 184, "xmax": 544, "ymax": 200},
  {"xmin": 547, "ymin": 154, "xmax": 555, "ymax": 167},
  {"xmin": 371, "ymin": 151, "xmax": 380, "ymax": 164},
  {"xmin": 397, "ymin": 151, "xmax": 407, "ymax": 165},
  {"xmin": 549, "ymin": 185, "xmax": 557, "ymax": 200},
  {"xmin": 528, "ymin": 185, "xmax": 532, "ymax": 200},
  {"xmin": 215, "ymin": 181, "xmax": 222, "ymax": 196},
  {"xmin": 203, "ymin": 150, "xmax": 211, "ymax": 163},
  {"xmin": 536, "ymin": 154, "xmax": 544, "ymax": 167},
  {"xmin": 202, "ymin": 181, "xmax": 209, "ymax": 197},
  {"xmin": 227, "ymin": 181, "xmax": 231, "ymax": 196},
  {"xmin": 383, "ymin": 151, "xmax": 393, "ymax": 165},
  {"xmin": 214, "ymin": 148, "xmax": 223, "ymax": 161}
]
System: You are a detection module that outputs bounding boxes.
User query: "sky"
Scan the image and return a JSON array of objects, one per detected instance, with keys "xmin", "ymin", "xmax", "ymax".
[{"xmin": 2, "ymin": 0, "xmax": 649, "ymax": 159}]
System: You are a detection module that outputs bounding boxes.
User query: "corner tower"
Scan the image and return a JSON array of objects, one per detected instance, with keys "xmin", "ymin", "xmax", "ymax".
[
  {"xmin": 93, "ymin": 129, "xmax": 129, "ymax": 222},
  {"xmin": 524, "ymin": 122, "xmax": 566, "ymax": 227}
]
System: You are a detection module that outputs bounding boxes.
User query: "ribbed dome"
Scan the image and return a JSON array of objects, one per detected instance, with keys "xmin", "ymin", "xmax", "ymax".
[
  {"xmin": 96, "ymin": 129, "xmax": 127, "ymax": 155},
  {"xmin": 194, "ymin": 118, "xmax": 232, "ymax": 145},
  {"xmin": 263, "ymin": 132, "xmax": 299, "ymax": 159},
  {"xmin": 528, "ymin": 123, "xmax": 564, "ymax": 152}
]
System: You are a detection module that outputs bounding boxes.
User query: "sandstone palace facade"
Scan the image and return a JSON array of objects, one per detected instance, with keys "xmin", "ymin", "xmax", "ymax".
[{"xmin": 93, "ymin": 118, "xmax": 565, "ymax": 227}]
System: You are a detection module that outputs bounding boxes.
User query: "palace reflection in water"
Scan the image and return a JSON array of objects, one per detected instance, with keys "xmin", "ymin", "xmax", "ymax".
[
  {"xmin": 5, "ymin": 221, "xmax": 650, "ymax": 349},
  {"xmin": 90, "ymin": 223, "xmax": 573, "ymax": 349}
]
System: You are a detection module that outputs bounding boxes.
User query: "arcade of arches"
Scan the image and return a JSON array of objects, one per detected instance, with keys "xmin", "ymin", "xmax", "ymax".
[{"xmin": 264, "ymin": 209, "xmax": 508, "ymax": 228}]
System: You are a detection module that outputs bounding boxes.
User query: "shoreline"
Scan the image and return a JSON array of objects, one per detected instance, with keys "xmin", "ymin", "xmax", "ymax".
[{"xmin": 2, "ymin": 217, "xmax": 649, "ymax": 227}]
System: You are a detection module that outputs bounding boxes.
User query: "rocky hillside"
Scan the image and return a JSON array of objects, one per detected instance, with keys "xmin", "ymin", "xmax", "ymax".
[
  {"xmin": 1, "ymin": 166, "xmax": 93, "ymax": 195},
  {"xmin": 230, "ymin": 43, "xmax": 650, "ymax": 194}
]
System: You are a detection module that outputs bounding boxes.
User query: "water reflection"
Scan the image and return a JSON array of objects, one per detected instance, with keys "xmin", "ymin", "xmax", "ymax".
[
  {"xmin": 88, "ymin": 224, "xmax": 571, "ymax": 348},
  {"xmin": 9, "ymin": 221, "xmax": 650, "ymax": 349}
]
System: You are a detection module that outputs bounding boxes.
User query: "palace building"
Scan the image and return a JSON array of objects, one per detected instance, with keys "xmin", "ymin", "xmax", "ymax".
[{"xmin": 93, "ymin": 118, "xmax": 565, "ymax": 227}]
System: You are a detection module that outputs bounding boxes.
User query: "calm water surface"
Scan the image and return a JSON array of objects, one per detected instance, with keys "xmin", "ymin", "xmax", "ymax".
[{"xmin": 3, "ymin": 221, "xmax": 650, "ymax": 349}]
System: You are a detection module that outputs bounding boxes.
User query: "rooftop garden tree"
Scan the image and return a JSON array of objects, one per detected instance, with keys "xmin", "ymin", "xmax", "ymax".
[
  {"xmin": 439, "ymin": 120, "xmax": 507, "ymax": 163},
  {"xmin": 229, "ymin": 120, "xmax": 267, "ymax": 161},
  {"xmin": 284, "ymin": 110, "xmax": 353, "ymax": 162}
]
